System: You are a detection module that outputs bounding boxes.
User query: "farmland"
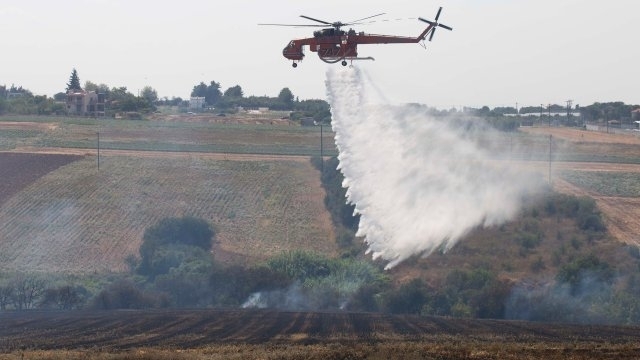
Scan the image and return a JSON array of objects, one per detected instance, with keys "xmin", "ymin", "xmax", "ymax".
[
  {"xmin": 2, "ymin": 116, "xmax": 640, "ymax": 357},
  {"xmin": 0, "ymin": 115, "xmax": 339, "ymax": 273},
  {"xmin": 1, "ymin": 309, "xmax": 639, "ymax": 359}
]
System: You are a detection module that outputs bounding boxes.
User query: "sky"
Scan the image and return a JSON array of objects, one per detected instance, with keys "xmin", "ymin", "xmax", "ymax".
[{"xmin": 1, "ymin": 0, "xmax": 638, "ymax": 109}]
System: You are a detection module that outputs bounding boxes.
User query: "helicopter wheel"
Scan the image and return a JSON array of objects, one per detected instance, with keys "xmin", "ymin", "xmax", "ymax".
[
  {"xmin": 292, "ymin": 62, "xmax": 298, "ymax": 68},
  {"xmin": 341, "ymin": 60, "xmax": 347, "ymax": 66}
]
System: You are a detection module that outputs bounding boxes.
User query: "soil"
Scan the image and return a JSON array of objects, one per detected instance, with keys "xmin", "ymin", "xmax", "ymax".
[
  {"xmin": 0, "ymin": 153, "xmax": 83, "ymax": 206},
  {"xmin": 1, "ymin": 309, "xmax": 639, "ymax": 351}
]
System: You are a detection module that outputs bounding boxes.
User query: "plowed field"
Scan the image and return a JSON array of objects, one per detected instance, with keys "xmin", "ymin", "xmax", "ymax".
[
  {"xmin": 0, "ymin": 309, "xmax": 639, "ymax": 358},
  {"xmin": 0, "ymin": 153, "xmax": 83, "ymax": 205}
]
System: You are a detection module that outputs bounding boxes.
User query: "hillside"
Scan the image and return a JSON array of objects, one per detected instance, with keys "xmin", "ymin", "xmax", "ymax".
[
  {"xmin": 1, "ymin": 117, "xmax": 640, "ymax": 288},
  {"xmin": 0, "ymin": 153, "xmax": 336, "ymax": 273}
]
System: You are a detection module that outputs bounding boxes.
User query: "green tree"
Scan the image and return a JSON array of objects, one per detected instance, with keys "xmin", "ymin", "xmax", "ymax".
[
  {"xmin": 191, "ymin": 81, "xmax": 222, "ymax": 106},
  {"xmin": 223, "ymin": 85, "xmax": 243, "ymax": 98},
  {"xmin": 66, "ymin": 68, "xmax": 82, "ymax": 92},
  {"xmin": 140, "ymin": 86, "xmax": 158, "ymax": 104},
  {"xmin": 84, "ymin": 81, "xmax": 110, "ymax": 98},
  {"xmin": 138, "ymin": 216, "xmax": 215, "ymax": 277},
  {"xmin": 0, "ymin": 97, "xmax": 7, "ymax": 115},
  {"xmin": 557, "ymin": 254, "xmax": 613, "ymax": 294},
  {"xmin": 278, "ymin": 87, "xmax": 294, "ymax": 108}
]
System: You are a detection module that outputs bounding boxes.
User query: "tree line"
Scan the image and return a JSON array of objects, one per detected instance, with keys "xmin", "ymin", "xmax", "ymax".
[{"xmin": 0, "ymin": 69, "xmax": 331, "ymax": 122}]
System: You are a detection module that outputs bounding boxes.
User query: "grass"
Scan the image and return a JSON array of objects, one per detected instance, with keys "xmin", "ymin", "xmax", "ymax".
[
  {"xmin": 0, "ymin": 115, "xmax": 337, "ymax": 156},
  {"xmin": 1, "ymin": 341, "xmax": 638, "ymax": 360},
  {"xmin": 560, "ymin": 171, "xmax": 640, "ymax": 197}
]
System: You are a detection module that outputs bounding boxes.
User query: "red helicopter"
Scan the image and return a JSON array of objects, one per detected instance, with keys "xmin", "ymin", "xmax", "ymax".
[{"xmin": 260, "ymin": 7, "xmax": 452, "ymax": 67}]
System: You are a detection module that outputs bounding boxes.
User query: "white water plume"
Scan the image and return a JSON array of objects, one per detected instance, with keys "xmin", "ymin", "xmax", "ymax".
[{"xmin": 326, "ymin": 67, "xmax": 542, "ymax": 269}]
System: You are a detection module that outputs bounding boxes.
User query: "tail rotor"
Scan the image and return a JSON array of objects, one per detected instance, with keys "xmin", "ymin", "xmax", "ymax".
[{"xmin": 418, "ymin": 7, "xmax": 452, "ymax": 41}]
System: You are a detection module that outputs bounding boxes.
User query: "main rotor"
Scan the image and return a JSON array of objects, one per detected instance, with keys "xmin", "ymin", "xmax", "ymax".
[{"xmin": 259, "ymin": 13, "xmax": 386, "ymax": 31}]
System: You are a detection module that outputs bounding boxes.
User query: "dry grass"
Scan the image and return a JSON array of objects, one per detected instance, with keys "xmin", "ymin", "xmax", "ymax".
[
  {"xmin": 1, "ymin": 341, "xmax": 639, "ymax": 360},
  {"xmin": 0, "ymin": 154, "xmax": 336, "ymax": 273}
]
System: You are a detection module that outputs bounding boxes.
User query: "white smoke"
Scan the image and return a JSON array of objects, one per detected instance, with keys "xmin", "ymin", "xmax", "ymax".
[{"xmin": 326, "ymin": 67, "xmax": 542, "ymax": 269}]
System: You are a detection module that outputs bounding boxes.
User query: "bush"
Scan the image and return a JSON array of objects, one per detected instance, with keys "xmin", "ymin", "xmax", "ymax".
[
  {"xmin": 90, "ymin": 280, "xmax": 156, "ymax": 310},
  {"xmin": 138, "ymin": 216, "xmax": 215, "ymax": 277},
  {"xmin": 557, "ymin": 254, "xmax": 614, "ymax": 294},
  {"xmin": 383, "ymin": 278, "xmax": 429, "ymax": 314}
]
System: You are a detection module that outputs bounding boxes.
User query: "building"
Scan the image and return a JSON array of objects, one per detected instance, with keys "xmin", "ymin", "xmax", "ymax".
[
  {"xmin": 189, "ymin": 97, "xmax": 206, "ymax": 110},
  {"xmin": 66, "ymin": 90, "xmax": 105, "ymax": 116},
  {"xmin": 632, "ymin": 109, "xmax": 640, "ymax": 121}
]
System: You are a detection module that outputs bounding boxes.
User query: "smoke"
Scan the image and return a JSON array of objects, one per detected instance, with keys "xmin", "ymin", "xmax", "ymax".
[
  {"xmin": 326, "ymin": 67, "xmax": 543, "ymax": 269},
  {"xmin": 505, "ymin": 275, "xmax": 619, "ymax": 324},
  {"xmin": 242, "ymin": 282, "xmax": 308, "ymax": 310}
]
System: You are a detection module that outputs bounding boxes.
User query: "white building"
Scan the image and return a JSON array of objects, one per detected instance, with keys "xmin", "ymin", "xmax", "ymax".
[{"xmin": 189, "ymin": 97, "xmax": 205, "ymax": 110}]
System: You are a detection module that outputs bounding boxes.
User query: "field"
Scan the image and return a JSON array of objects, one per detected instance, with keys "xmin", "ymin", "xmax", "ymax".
[
  {"xmin": 1, "ymin": 309, "xmax": 639, "ymax": 359},
  {"xmin": 519, "ymin": 126, "xmax": 640, "ymax": 248},
  {"xmin": 0, "ymin": 116, "xmax": 340, "ymax": 272},
  {"xmin": 2, "ymin": 116, "xmax": 640, "ymax": 357}
]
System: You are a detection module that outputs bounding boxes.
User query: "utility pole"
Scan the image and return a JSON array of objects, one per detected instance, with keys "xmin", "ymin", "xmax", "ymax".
[
  {"xmin": 566, "ymin": 99, "xmax": 573, "ymax": 124},
  {"xmin": 540, "ymin": 104, "xmax": 544, "ymax": 126},
  {"xmin": 97, "ymin": 131, "xmax": 100, "ymax": 171},
  {"xmin": 320, "ymin": 124, "xmax": 324, "ymax": 173},
  {"xmin": 548, "ymin": 134, "xmax": 552, "ymax": 184},
  {"xmin": 548, "ymin": 104, "xmax": 552, "ymax": 127}
]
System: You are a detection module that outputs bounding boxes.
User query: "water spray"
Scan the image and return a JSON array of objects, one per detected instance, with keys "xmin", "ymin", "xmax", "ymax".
[{"xmin": 326, "ymin": 67, "xmax": 541, "ymax": 269}]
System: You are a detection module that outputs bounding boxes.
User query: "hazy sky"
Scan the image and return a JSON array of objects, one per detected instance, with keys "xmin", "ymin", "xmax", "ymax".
[{"xmin": 1, "ymin": 0, "xmax": 638, "ymax": 109}]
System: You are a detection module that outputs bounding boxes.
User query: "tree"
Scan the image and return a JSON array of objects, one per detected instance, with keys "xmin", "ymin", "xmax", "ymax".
[
  {"xmin": 138, "ymin": 216, "xmax": 216, "ymax": 277},
  {"xmin": 10, "ymin": 275, "xmax": 46, "ymax": 310},
  {"xmin": 40, "ymin": 285, "xmax": 88, "ymax": 310},
  {"xmin": 0, "ymin": 97, "xmax": 7, "ymax": 115},
  {"xmin": 66, "ymin": 68, "xmax": 82, "ymax": 92},
  {"xmin": 278, "ymin": 87, "xmax": 294, "ymax": 108},
  {"xmin": 191, "ymin": 81, "xmax": 222, "ymax": 106},
  {"xmin": 90, "ymin": 280, "xmax": 156, "ymax": 310},
  {"xmin": 0, "ymin": 284, "xmax": 14, "ymax": 310},
  {"xmin": 140, "ymin": 86, "xmax": 158, "ymax": 104},
  {"xmin": 84, "ymin": 81, "xmax": 110, "ymax": 98},
  {"xmin": 223, "ymin": 85, "xmax": 243, "ymax": 98}
]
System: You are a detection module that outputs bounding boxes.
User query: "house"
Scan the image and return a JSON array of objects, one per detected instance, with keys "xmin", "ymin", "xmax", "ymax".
[
  {"xmin": 632, "ymin": 108, "xmax": 640, "ymax": 121},
  {"xmin": 66, "ymin": 90, "xmax": 105, "ymax": 116},
  {"xmin": 189, "ymin": 97, "xmax": 205, "ymax": 110}
]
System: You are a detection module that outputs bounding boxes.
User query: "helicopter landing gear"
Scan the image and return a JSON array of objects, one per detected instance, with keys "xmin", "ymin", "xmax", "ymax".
[
  {"xmin": 292, "ymin": 62, "xmax": 298, "ymax": 68},
  {"xmin": 341, "ymin": 60, "xmax": 348, "ymax": 66}
]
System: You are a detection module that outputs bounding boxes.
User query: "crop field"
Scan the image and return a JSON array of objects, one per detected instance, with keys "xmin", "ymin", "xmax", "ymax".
[
  {"xmin": 0, "ymin": 116, "xmax": 337, "ymax": 156},
  {"xmin": 0, "ymin": 152, "xmax": 82, "ymax": 205},
  {"xmin": 0, "ymin": 116, "xmax": 338, "ymax": 273},
  {"xmin": 0, "ymin": 153, "xmax": 336, "ymax": 273}
]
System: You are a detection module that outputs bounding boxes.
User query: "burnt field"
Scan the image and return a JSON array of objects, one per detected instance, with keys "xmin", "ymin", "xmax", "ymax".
[
  {"xmin": 0, "ymin": 153, "xmax": 83, "ymax": 206},
  {"xmin": 1, "ymin": 309, "xmax": 640, "ymax": 357}
]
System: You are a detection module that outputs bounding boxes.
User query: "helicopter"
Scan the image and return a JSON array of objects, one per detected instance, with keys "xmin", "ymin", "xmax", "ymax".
[{"xmin": 259, "ymin": 7, "xmax": 452, "ymax": 67}]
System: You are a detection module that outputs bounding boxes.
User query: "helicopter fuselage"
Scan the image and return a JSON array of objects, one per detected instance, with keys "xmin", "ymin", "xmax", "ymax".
[{"xmin": 283, "ymin": 25, "xmax": 437, "ymax": 66}]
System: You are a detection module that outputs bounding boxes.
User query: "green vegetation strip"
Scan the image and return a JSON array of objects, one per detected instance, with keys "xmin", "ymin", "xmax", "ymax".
[{"xmin": 560, "ymin": 170, "xmax": 640, "ymax": 197}]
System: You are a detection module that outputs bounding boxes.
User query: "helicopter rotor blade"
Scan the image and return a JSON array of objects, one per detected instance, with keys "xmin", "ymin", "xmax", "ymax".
[
  {"xmin": 418, "ymin": 17, "xmax": 435, "ymax": 26},
  {"xmin": 300, "ymin": 15, "xmax": 332, "ymax": 25},
  {"xmin": 258, "ymin": 23, "xmax": 326, "ymax": 27},
  {"xmin": 347, "ymin": 12, "xmax": 386, "ymax": 24},
  {"xmin": 419, "ymin": 7, "xmax": 452, "ymax": 41}
]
